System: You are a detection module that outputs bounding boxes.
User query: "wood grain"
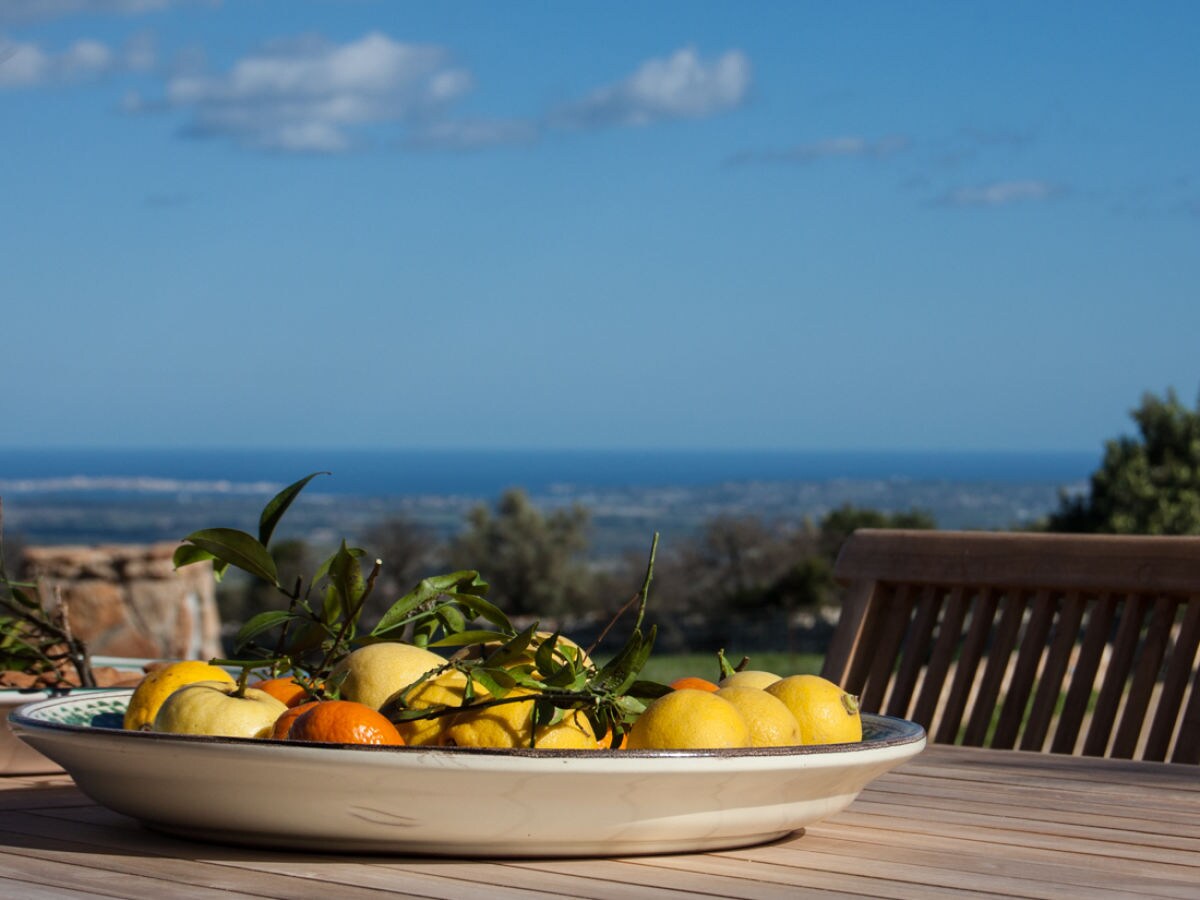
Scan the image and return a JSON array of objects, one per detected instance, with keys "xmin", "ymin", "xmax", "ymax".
[{"xmin": 1, "ymin": 746, "xmax": 1194, "ymax": 899}]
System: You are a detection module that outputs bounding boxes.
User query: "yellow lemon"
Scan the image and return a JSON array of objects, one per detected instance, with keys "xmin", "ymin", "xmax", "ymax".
[
  {"xmin": 766, "ymin": 674, "xmax": 863, "ymax": 745},
  {"xmin": 123, "ymin": 661, "xmax": 235, "ymax": 731},
  {"xmin": 718, "ymin": 670, "xmax": 781, "ymax": 690},
  {"xmin": 443, "ymin": 688, "xmax": 596, "ymax": 749},
  {"xmin": 627, "ymin": 689, "xmax": 751, "ymax": 750},
  {"xmin": 153, "ymin": 681, "xmax": 287, "ymax": 739},
  {"xmin": 387, "ymin": 669, "xmax": 469, "ymax": 746},
  {"xmin": 715, "ymin": 686, "xmax": 802, "ymax": 747},
  {"xmin": 332, "ymin": 642, "xmax": 447, "ymax": 710}
]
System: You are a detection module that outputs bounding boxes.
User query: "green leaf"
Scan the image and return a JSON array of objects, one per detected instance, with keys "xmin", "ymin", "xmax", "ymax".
[
  {"xmin": 435, "ymin": 604, "xmax": 467, "ymax": 634},
  {"xmin": 286, "ymin": 620, "xmax": 329, "ymax": 655},
  {"xmin": 427, "ymin": 629, "xmax": 509, "ymax": 648},
  {"xmin": 371, "ymin": 582, "xmax": 440, "ymax": 636},
  {"xmin": 421, "ymin": 570, "xmax": 489, "ymax": 595},
  {"xmin": 532, "ymin": 698, "xmax": 561, "ymax": 734},
  {"xmin": 371, "ymin": 572, "xmax": 500, "ymax": 638},
  {"xmin": 542, "ymin": 661, "xmax": 585, "ymax": 690},
  {"xmin": 624, "ymin": 679, "xmax": 673, "ymax": 701},
  {"xmin": 593, "ymin": 625, "xmax": 657, "ymax": 696},
  {"xmin": 593, "ymin": 629, "xmax": 642, "ymax": 692},
  {"xmin": 615, "ymin": 695, "xmax": 649, "ymax": 717},
  {"xmin": 448, "ymin": 592, "xmax": 509, "ymax": 630},
  {"xmin": 258, "ymin": 472, "xmax": 329, "ymax": 548},
  {"xmin": 181, "ymin": 528, "xmax": 279, "ymax": 586},
  {"xmin": 311, "ymin": 545, "xmax": 365, "ymax": 586},
  {"xmin": 325, "ymin": 541, "xmax": 365, "ymax": 625},
  {"xmin": 7, "ymin": 586, "xmax": 41, "ymax": 611},
  {"xmin": 482, "ymin": 622, "xmax": 538, "ymax": 668},
  {"xmin": 172, "ymin": 544, "xmax": 215, "ymax": 570},
  {"xmin": 469, "ymin": 666, "xmax": 515, "ymax": 697},
  {"xmin": 534, "ymin": 630, "xmax": 560, "ymax": 675},
  {"xmin": 234, "ymin": 610, "xmax": 296, "ymax": 649}
]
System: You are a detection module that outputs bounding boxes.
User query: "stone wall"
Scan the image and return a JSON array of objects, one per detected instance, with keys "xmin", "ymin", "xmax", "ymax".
[{"xmin": 21, "ymin": 543, "xmax": 222, "ymax": 660}]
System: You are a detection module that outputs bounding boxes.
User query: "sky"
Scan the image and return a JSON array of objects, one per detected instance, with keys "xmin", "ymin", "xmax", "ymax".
[{"xmin": 2, "ymin": 1, "xmax": 1198, "ymax": 453}]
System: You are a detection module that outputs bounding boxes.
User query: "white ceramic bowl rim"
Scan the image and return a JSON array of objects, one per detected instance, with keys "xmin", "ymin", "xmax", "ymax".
[{"xmin": 11, "ymin": 687, "xmax": 925, "ymax": 759}]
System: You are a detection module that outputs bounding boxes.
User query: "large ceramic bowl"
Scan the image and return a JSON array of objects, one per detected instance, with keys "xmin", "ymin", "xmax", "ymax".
[
  {"xmin": 0, "ymin": 658, "xmax": 154, "ymax": 775},
  {"xmin": 11, "ymin": 689, "xmax": 925, "ymax": 857}
]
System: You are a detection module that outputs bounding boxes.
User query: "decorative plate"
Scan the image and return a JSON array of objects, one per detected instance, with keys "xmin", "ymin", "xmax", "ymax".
[{"xmin": 10, "ymin": 689, "xmax": 926, "ymax": 857}]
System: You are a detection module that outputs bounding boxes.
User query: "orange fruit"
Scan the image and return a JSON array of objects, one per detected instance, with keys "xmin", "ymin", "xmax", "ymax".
[
  {"xmin": 253, "ymin": 676, "xmax": 314, "ymax": 708},
  {"xmin": 597, "ymin": 729, "xmax": 629, "ymax": 750},
  {"xmin": 270, "ymin": 700, "xmax": 321, "ymax": 740},
  {"xmin": 670, "ymin": 676, "xmax": 719, "ymax": 692},
  {"xmin": 286, "ymin": 700, "xmax": 405, "ymax": 746}
]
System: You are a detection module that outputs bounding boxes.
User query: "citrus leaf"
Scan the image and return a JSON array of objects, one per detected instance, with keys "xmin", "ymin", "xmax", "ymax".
[
  {"xmin": 482, "ymin": 622, "xmax": 537, "ymax": 668},
  {"xmin": 323, "ymin": 541, "xmax": 364, "ymax": 627},
  {"xmin": 7, "ymin": 586, "xmax": 41, "ymax": 610},
  {"xmin": 181, "ymin": 528, "xmax": 278, "ymax": 586},
  {"xmin": 172, "ymin": 544, "xmax": 215, "ymax": 570},
  {"xmin": 534, "ymin": 629, "xmax": 560, "ymax": 675},
  {"xmin": 312, "ymin": 545, "xmax": 365, "ymax": 586},
  {"xmin": 371, "ymin": 581, "xmax": 440, "ymax": 635},
  {"xmin": 234, "ymin": 610, "xmax": 297, "ymax": 649},
  {"xmin": 436, "ymin": 604, "xmax": 467, "ymax": 634},
  {"xmin": 427, "ymin": 629, "xmax": 509, "ymax": 648},
  {"xmin": 258, "ymin": 471, "xmax": 329, "ymax": 548},
  {"xmin": 445, "ymin": 592, "xmax": 509, "ymax": 630},
  {"xmin": 470, "ymin": 666, "xmax": 515, "ymax": 697},
  {"xmin": 542, "ymin": 661, "xmax": 584, "ymax": 690},
  {"xmin": 625, "ymin": 678, "xmax": 673, "ymax": 701},
  {"xmin": 421, "ymin": 570, "xmax": 489, "ymax": 595}
]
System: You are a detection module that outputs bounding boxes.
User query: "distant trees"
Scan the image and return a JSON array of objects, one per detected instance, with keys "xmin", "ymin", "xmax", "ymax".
[
  {"xmin": 208, "ymin": 486, "xmax": 937, "ymax": 653},
  {"xmin": 447, "ymin": 489, "xmax": 593, "ymax": 618},
  {"xmin": 816, "ymin": 504, "xmax": 938, "ymax": 563},
  {"xmin": 1048, "ymin": 388, "xmax": 1200, "ymax": 535},
  {"xmin": 359, "ymin": 517, "xmax": 440, "ymax": 623},
  {"xmin": 643, "ymin": 504, "xmax": 936, "ymax": 651}
]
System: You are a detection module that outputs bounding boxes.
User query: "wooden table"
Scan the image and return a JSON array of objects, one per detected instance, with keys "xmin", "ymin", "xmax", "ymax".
[{"xmin": 0, "ymin": 745, "xmax": 1195, "ymax": 899}]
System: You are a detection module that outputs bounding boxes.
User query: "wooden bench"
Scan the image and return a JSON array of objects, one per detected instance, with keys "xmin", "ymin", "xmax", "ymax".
[{"xmin": 821, "ymin": 529, "xmax": 1200, "ymax": 762}]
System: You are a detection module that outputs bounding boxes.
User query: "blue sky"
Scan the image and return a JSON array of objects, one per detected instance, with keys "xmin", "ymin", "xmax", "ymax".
[{"xmin": 2, "ymin": 1, "xmax": 1197, "ymax": 452}]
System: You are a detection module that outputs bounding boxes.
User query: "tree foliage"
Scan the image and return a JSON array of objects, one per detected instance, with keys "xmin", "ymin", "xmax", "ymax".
[
  {"xmin": 447, "ymin": 489, "xmax": 592, "ymax": 617},
  {"xmin": 816, "ymin": 504, "xmax": 937, "ymax": 563},
  {"xmin": 359, "ymin": 517, "xmax": 440, "ymax": 623},
  {"xmin": 1048, "ymin": 388, "xmax": 1200, "ymax": 535}
]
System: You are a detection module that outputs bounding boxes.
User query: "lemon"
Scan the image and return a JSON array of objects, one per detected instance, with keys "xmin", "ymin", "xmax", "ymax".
[
  {"xmin": 443, "ymin": 688, "xmax": 596, "ymax": 749},
  {"xmin": 123, "ymin": 661, "xmax": 235, "ymax": 731},
  {"xmin": 627, "ymin": 689, "xmax": 751, "ymax": 750},
  {"xmin": 389, "ymin": 669, "xmax": 469, "ymax": 746},
  {"xmin": 718, "ymin": 670, "xmax": 781, "ymax": 690},
  {"xmin": 715, "ymin": 686, "xmax": 802, "ymax": 747},
  {"xmin": 766, "ymin": 674, "xmax": 863, "ymax": 745},
  {"xmin": 153, "ymin": 681, "xmax": 287, "ymax": 739},
  {"xmin": 333, "ymin": 642, "xmax": 446, "ymax": 710}
]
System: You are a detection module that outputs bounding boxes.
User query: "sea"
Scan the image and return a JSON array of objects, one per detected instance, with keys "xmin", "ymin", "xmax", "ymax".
[{"xmin": 0, "ymin": 447, "xmax": 1097, "ymax": 554}]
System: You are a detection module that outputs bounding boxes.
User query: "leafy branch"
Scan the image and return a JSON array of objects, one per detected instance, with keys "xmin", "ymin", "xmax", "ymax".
[
  {"xmin": 174, "ymin": 473, "xmax": 670, "ymax": 745},
  {"xmin": 0, "ymin": 498, "xmax": 96, "ymax": 688}
]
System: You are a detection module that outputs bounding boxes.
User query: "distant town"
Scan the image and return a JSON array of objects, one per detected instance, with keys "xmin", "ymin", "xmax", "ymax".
[{"xmin": 3, "ymin": 475, "xmax": 1081, "ymax": 560}]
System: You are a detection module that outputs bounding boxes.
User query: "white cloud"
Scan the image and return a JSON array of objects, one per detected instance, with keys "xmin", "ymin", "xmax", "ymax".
[
  {"xmin": 554, "ymin": 46, "xmax": 750, "ymax": 128},
  {"xmin": 0, "ymin": 33, "xmax": 152, "ymax": 87},
  {"xmin": 941, "ymin": 179, "xmax": 1062, "ymax": 207},
  {"xmin": 727, "ymin": 135, "xmax": 909, "ymax": 166},
  {"xmin": 160, "ymin": 32, "xmax": 474, "ymax": 152}
]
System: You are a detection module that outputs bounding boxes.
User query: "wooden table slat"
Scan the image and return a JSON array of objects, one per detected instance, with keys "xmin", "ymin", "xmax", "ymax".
[{"xmin": 1, "ymin": 744, "xmax": 1194, "ymax": 899}]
